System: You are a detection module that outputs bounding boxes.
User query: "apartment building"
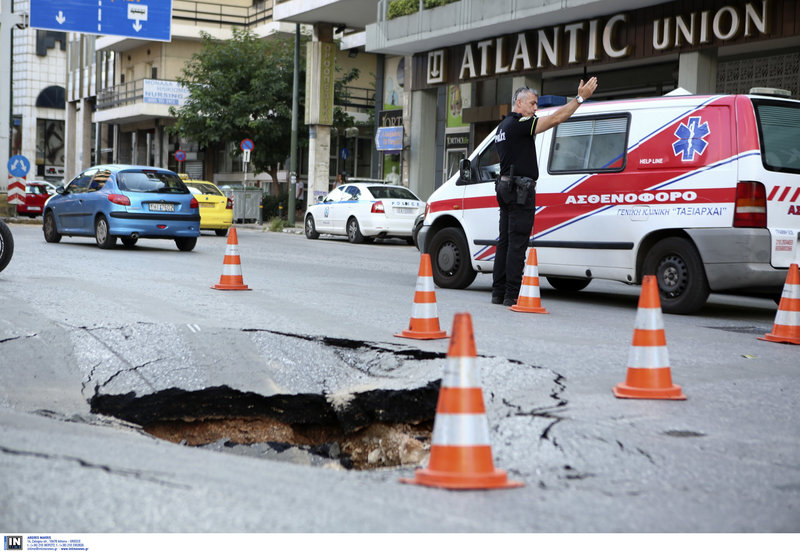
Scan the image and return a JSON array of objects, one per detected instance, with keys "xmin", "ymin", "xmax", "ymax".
[
  {"xmin": 9, "ymin": 0, "xmax": 68, "ymax": 184},
  {"xmin": 63, "ymin": 0, "xmax": 377, "ymax": 194}
]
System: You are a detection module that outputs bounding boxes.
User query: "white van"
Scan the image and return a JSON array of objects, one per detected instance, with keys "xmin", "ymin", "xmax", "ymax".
[{"xmin": 418, "ymin": 91, "xmax": 800, "ymax": 313}]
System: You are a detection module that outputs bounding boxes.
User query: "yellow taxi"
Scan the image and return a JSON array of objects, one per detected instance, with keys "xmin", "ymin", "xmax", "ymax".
[{"xmin": 179, "ymin": 175, "xmax": 233, "ymax": 236}]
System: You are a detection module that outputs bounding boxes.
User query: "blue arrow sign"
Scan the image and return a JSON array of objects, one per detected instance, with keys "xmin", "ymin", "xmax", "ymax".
[
  {"xmin": 7, "ymin": 155, "xmax": 30, "ymax": 178},
  {"xmin": 30, "ymin": 0, "xmax": 173, "ymax": 42}
]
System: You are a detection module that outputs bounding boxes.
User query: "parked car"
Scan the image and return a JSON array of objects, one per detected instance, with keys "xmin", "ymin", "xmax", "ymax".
[
  {"xmin": 43, "ymin": 165, "xmax": 201, "ymax": 251},
  {"xmin": 0, "ymin": 219, "xmax": 13, "ymax": 272},
  {"xmin": 15, "ymin": 182, "xmax": 51, "ymax": 217},
  {"xmin": 180, "ymin": 175, "xmax": 234, "ymax": 237},
  {"xmin": 304, "ymin": 180, "xmax": 424, "ymax": 244}
]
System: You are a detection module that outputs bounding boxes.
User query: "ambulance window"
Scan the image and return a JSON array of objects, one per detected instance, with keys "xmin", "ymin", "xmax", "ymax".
[
  {"xmin": 477, "ymin": 141, "xmax": 501, "ymax": 181},
  {"xmin": 754, "ymin": 100, "xmax": 800, "ymax": 174},
  {"xmin": 549, "ymin": 115, "xmax": 629, "ymax": 173}
]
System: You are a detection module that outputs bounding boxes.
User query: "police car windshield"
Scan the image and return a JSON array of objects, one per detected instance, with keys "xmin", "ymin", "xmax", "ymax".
[
  {"xmin": 367, "ymin": 186, "xmax": 418, "ymax": 200},
  {"xmin": 754, "ymin": 100, "xmax": 800, "ymax": 174}
]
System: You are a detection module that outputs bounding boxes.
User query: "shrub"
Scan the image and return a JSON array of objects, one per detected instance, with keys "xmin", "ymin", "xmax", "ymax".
[
  {"xmin": 268, "ymin": 217, "xmax": 286, "ymax": 232},
  {"xmin": 387, "ymin": 0, "xmax": 419, "ymax": 19}
]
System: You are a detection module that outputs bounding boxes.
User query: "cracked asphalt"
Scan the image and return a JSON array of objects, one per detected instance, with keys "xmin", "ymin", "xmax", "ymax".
[{"xmin": 1, "ymin": 223, "xmax": 798, "ymax": 532}]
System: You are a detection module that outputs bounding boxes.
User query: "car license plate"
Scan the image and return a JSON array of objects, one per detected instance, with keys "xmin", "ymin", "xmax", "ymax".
[
  {"xmin": 150, "ymin": 203, "xmax": 175, "ymax": 212},
  {"xmin": 395, "ymin": 207, "xmax": 414, "ymax": 214},
  {"xmin": 30, "ymin": 206, "xmax": 41, "ymax": 211}
]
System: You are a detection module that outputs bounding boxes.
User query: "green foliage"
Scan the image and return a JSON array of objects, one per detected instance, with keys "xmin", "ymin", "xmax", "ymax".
[
  {"xmin": 170, "ymin": 29, "xmax": 306, "ymax": 175},
  {"xmin": 261, "ymin": 192, "xmax": 289, "ymax": 220},
  {"xmin": 387, "ymin": 0, "xmax": 419, "ymax": 19},
  {"xmin": 387, "ymin": 0, "xmax": 459, "ymax": 18},
  {"xmin": 268, "ymin": 216, "xmax": 287, "ymax": 232}
]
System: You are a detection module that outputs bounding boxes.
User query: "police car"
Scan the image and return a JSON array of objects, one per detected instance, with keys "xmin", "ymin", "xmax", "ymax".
[
  {"xmin": 305, "ymin": 180, "xmax": 424, "ymax": 244},
  {"xmin": 418, "ymin": 89, "xmax": 800, "ymax": 314}
]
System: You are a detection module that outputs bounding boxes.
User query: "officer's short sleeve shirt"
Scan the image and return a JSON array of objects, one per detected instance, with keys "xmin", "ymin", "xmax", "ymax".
[{"xmin": 495, "ymin": 112, "xmax": 539, "ymax": 181}]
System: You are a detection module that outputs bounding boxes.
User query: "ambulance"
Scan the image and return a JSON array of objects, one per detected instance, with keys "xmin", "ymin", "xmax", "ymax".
[{"xmin": 417, "ymin": 90, "xmax": 800, "ymax": 314}]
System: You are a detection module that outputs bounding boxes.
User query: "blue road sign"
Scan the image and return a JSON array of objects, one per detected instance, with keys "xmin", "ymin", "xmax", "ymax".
[
  {"xmin": 30, "ymin": 0, "xmax": 173, "ymax": 42},
  {"xmin": 174, "ymin": 150, "xmax": 186, "ymax": 162},
  {"xmin": 375, "ymin": 126, "xmax": 403, "ymax": 152},
  {"xmin": 7, "ymin": 155, "xmax": 30, "ymax": 178},
  {"xmin": 240, "ymin": 139, "xmax": 254, "ymax": 151}
]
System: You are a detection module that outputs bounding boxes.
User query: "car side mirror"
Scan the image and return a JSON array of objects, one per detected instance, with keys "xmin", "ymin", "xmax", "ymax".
[
  {"xmin": 458, "ymin": 158, "xmax": 472, "ymax": 184},
  {"xmin": 56, "ymin": 186, "xmax": 66, "ymax": 194}
]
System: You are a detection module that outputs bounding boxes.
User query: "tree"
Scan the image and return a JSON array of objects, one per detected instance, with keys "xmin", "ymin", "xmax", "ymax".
[{"xmin": 170, "ymin": 29, "xmax": 303, "ymax": 187}]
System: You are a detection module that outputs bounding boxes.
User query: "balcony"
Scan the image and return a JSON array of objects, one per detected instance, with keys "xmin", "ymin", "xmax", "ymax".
[
  {"xmin": 96, "ymin": 1, "xmax": 282, "ymax": 53},
  {"xmin": 95, "ymin": 79, "xmax": 189, "ymax": 125}
]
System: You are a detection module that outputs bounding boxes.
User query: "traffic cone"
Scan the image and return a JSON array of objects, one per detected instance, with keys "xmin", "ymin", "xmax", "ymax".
[
  {"xmin": 395, "ymin": 254, "xmax": 448, "ymax": 340},
  {"xmin": 759, "ymin": 263, "xmax": 800, "ymax": 345},
  {"xmin": 613, "ymin": 275, "xmax": 685, "ymax": 400},
  {"xmin": 510, "ymin": 248, "xmax": 549, "ymax": 313},
  {"xmin": 400, "ymin": 313, "xmax": 523, "ymax": 490},
  {"xmin": 211, "ymin": 227, "xmax": 251, "ymax": 291}
]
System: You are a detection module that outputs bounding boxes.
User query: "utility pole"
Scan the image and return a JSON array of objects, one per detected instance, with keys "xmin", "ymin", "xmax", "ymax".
[
  {"xmin": 288, "ymin": 23, "xmax": 299, "ymax": 226},
  {"xmin": 0, "ymin": 0, "xmax": 27, "ymax": 193}
]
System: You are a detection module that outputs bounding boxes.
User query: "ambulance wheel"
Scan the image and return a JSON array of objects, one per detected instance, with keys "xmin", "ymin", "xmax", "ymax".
[
  {"xmin": 546, "ymin": 276, "xmax": 591, "ymax": 293},
  {"xmin": 429, "ymin": 227, "xmax": 477, "ymax": 289},
  {"xmin": 643, "ymin": 237, "xmax": 709, "ymax": 314}
]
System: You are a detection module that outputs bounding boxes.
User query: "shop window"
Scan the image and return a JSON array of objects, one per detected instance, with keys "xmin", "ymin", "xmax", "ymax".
[{"xmin": 549, "ymin": 115, "xmax": 629, "ymax": 173}]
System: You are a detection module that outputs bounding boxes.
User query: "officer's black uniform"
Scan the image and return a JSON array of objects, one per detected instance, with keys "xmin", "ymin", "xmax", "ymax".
[{"xmin": 492, "ymin": 112, "xmax": 538, "ymax": 305}]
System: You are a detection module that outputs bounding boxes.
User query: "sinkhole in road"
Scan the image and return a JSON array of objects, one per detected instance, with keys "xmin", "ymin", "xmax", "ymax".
[
  {"xmin": 88, "ymin": 331, "xmax": 451, "ymax": 471},
  {"xmin": 87, "ymin": 327, "xmax": 554, "ymax": 471}
]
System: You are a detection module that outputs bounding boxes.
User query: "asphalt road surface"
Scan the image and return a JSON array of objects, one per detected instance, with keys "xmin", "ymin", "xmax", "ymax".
[{"xmin": 0, "ymin": 222, "xmax": 798, "ymax": 534}]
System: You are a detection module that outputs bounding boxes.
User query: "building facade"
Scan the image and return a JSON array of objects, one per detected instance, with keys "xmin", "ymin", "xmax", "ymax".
[
  {"xmin": 10, "ymin": 0, "xmax": 68, "ymax": 184},
  {"xmin": 63, "ymin": 0, "xmax": 378, "ymax": 197},
  {"xmin": 363, "ymin": 0, "xmax": 800, "ymax": 200}
]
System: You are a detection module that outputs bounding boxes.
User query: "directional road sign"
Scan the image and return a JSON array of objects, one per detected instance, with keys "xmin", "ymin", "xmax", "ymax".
[
  {"xmin": 375, "ymin": 126, "xmax": 403, "ymax": 152},
  {"xmin": 7, "ymin": 155, "xmax": 30, "ymax": 178},
  {"xmin": 30, "ymin": 0, "xmax": 173, "ymax": 42}
]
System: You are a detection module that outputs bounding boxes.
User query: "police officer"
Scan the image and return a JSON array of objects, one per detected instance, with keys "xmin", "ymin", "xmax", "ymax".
[{"xmin": 492, "ymin": 77, "xmax": 598, "ymax": 306}]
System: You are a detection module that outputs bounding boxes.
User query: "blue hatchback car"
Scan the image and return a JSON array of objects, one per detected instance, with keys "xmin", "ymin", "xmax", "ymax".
[{"xmin": 43, "ymin": 165, "xmax": 201, "ymax": 251}]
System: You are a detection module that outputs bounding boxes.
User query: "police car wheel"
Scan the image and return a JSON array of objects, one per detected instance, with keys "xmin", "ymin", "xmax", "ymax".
[
  {"xmin": 0, "ymin": 220, "xmax": 14, "ymax": 272},
  {"xmin": 305, "ymin": 215, "xmax": 319, "ymax": 239},
  {"xmin": 347, "ymin": 217, "xmax": 365, "ymax": 244},
  {"xmin": 429, "ymin": 227, "xmax": 477, "ymax": 289},
  {"xmin": 643, "ymin": 237, "xmax": 709, "ymax": 315}
]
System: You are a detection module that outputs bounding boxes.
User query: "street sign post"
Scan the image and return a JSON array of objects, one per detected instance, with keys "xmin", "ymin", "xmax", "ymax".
[{"xmin": 30, "ymin": 0, "xmax": 173, "ymax": 42}]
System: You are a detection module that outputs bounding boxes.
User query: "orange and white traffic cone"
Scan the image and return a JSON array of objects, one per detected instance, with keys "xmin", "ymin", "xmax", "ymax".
[
  {"xmin": 211, "ymin": 227, "xmax": 251, "ymax": 291},
  {"xmin": 759, "ymin": 263, "xmax": 800, "ymax": 345},
  {"xmin": 400, "ymin": 313, "xmax": 523, "ymax": 490},
  {"xmin": 510, "ymin": 248, "xmax": 549, "ymax": 314},
  {"xmin": 613, "ymin": 275, "xmax": 685, "ymax": 400},
  {"xmin": 395, "ymin": 254, "xmax": 448, "ymax": 340}
]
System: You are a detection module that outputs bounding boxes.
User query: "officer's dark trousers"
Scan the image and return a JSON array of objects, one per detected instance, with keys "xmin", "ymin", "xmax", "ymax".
[{"xmin": 492, "ymin": 186, "xmax": 535, "ymax": 302}]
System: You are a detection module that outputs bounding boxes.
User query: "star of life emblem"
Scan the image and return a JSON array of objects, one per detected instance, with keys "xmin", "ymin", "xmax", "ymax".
[{"xmin": 673, "ymin": 116, "xmax": 710, "ymax": 161}]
